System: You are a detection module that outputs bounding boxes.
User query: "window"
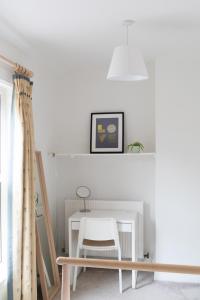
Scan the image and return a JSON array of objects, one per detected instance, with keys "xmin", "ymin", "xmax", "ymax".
[{"xmin": 0, "ymin": 81, "xmax": 12, "ymax": 284}]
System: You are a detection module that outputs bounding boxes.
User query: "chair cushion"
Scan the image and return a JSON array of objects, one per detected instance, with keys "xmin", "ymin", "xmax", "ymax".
[{"xmin": 83, "ymin": 239, "xmax": 115, "ymax": 247}]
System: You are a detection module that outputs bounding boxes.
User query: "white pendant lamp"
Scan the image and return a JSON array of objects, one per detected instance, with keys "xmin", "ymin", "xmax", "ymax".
[{"xmin": 107, "ymin": 20, "xmax": 148, "ymax": 81}]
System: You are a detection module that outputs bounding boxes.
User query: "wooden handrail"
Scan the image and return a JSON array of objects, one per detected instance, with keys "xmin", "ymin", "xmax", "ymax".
[
  {"xmin": 57, "ymin": 257, "xmax": 200, "ymax": 275},
  {"xmin": 57, "ymin": 257, "xmax": 200, "ymax": 300}
]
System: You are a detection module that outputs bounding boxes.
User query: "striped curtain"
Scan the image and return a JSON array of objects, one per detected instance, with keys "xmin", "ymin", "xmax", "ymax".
[{"xmin": 8, "ymin": 74, "xmax": 36, "ymax": 300}]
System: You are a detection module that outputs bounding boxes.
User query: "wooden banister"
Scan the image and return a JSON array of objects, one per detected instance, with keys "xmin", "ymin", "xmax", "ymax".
[{"xmin": 57, "ymin": 257, "xmax": 200, "ymax": 300}]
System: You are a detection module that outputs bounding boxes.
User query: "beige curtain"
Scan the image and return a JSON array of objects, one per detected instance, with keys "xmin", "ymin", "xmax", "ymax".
[{"xmin": 12, "ymin": 75, "xmax": 36, "ymax": 300}]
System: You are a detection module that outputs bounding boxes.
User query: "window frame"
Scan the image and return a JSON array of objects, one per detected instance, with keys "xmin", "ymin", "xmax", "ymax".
[{"xmin": 0, "ymin": 80, "xmax": 12, "ymax": 284}]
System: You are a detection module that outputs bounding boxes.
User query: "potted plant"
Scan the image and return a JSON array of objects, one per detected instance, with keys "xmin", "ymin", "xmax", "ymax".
[{"xmin": 128, "ymin": 141, "xmax": 144, "ymax": 153}]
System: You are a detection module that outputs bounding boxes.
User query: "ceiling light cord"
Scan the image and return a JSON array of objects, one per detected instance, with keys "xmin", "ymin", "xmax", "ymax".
[{"xmin": 123, "ymin": 20, "xmax": 134, "ymax": 45}]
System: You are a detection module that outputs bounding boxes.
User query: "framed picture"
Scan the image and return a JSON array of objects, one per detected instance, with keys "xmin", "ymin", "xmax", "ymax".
[{"xmin": 90, "ymin": 112, "xmax": 124, "ymax": 153}]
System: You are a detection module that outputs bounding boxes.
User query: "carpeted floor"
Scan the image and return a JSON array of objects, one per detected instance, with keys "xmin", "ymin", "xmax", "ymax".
[{"xmin": 54, "ymin": 269, "xmax": 200, "ymax": 300}]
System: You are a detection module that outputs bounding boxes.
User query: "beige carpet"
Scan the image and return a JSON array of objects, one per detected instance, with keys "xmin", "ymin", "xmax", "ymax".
[{"xmin": 54, "ymin": 269, "xmax": 200, "ymax": 300}]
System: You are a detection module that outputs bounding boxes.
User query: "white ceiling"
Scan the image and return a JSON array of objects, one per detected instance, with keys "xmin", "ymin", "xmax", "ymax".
[{"xmin": 0, "ymin": 0, "xmax": 200, "ymax": 69}]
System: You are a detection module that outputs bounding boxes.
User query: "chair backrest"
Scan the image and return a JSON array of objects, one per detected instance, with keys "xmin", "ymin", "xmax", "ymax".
[{"xmin": 78, "ymin": 217, "xmax": 119, "ymax": 247}]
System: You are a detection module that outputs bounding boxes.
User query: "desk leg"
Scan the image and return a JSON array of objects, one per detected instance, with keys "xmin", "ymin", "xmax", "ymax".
[
  {"xmin": 69, "ymin": 221, "xmax": 72, "ymax": 257},
  {"xmin": 68, "ymin": 220, "xmax": 73, "ymax": 284},
  {"xmin": 132, "ymin": 222, "xmax": 137, "ymax": 289},
  {"xmin": 69, "ymin": 223, "xmax": 80, "ymax": 285}
]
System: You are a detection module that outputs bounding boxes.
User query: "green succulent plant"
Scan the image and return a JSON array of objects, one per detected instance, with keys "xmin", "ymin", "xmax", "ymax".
[{"xmin": 128, "ymin": 141, "xmax": 144, "ymax": 152}]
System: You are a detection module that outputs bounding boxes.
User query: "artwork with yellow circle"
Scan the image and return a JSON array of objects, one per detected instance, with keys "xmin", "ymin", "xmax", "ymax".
[{"xmin": 91, "ymin": 112, "xmax": 124, "ymax": 153}]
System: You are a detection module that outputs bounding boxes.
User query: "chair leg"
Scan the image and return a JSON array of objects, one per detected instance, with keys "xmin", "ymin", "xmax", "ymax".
[
  {"xmin": 119, "ymin": 269, "xmax": 122, "ymax": 294},
  {"xmin": 118, "ymin": 249, "xmax": 122, "ymax": 293},
  {"xmin": 73, "ymin": 247, "xmax": 80, "ymax": 291},
  {"xmin": 73, "ymin": 266, "xmax": 78, "ymax": 292},
  {"xmin": 83, "ymin": 249, "xmax": 87, "ymax": 272}
]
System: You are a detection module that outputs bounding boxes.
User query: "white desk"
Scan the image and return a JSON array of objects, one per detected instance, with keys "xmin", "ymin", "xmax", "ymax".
[{"xmin": 68, "ymin": 209, "xmax": 139, "ymax": 288}]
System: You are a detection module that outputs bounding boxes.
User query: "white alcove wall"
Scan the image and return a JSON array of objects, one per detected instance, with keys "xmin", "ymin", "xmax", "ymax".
[
  {"xmin": 155, "ymin": 55, "xmax": 200, "ymax": 283},
  {"xmin": 52, "ymin": 62, "xmax": 156, "ymax": 257}
]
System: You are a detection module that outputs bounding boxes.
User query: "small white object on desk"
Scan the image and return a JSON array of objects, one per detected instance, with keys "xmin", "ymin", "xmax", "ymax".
[
  {"xmin": 68, "ymin": 209, "xmax": 139, "ymax": 289},
  {"xmin": 76, "ymin": 186, "xmax": 91, "ymax": 212}
]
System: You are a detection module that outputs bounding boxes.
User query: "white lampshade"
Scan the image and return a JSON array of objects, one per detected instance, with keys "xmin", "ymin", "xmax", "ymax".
[{"xmin": 107, "ymin": 45, "xmax": 148, "ymax": 81}]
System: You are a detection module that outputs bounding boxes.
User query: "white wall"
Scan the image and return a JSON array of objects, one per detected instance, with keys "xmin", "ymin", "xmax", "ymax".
[
  {"xmin": 53, "ymin": 63, "xmax": 155, "ymax": 153},
  {"xmin": 155, "ymin": 56, "xmax": 200, "ymax": 282},
  {"xmin": 53, "ymin": 62, "xmax": 156, "ymax": 256}
]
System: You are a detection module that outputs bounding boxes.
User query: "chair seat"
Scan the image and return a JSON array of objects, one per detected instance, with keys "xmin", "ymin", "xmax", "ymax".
[{"xmin": 83, "ymin": 239, "xmax": 115, "ymax": 247}]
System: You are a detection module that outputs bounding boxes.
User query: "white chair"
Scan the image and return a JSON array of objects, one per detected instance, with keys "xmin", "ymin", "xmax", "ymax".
[{"xmin": 73, "ymin": 217, "xmax": 122, "ymax": 293}]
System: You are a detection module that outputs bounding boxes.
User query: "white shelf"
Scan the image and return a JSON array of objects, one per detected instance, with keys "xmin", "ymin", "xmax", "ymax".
[{"xmin": 49, "ymin": 152, "xmax": 155, "ymax": 158}]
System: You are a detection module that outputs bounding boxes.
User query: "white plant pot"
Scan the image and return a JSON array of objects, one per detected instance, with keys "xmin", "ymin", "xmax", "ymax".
[{"xmin": 132, "ymin": 146, "xmax": 141, "ymax": 153}]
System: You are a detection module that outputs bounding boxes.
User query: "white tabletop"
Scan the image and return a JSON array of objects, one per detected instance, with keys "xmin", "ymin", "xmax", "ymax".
[{"xmin": 69, "ymin": 209, "xmax": 138, "ymax": 223}]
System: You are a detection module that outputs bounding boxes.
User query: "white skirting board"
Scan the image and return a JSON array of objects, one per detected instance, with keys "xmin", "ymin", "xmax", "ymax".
[{"xmin": 65, "ymin": 199, "xmax": 144, "ymax": 259}]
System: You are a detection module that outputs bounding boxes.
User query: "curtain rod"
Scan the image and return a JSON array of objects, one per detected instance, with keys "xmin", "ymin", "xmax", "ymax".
[{"xmin": 0, "ymin": 53, "xmax": 33, "ymax": 78}]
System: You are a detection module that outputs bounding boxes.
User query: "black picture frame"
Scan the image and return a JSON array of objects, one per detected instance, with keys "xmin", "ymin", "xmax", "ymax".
[{"xmin": 90, "ymin": 112, "xmax": 124, "ymax": 154}]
